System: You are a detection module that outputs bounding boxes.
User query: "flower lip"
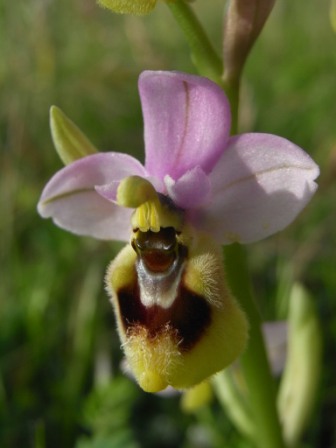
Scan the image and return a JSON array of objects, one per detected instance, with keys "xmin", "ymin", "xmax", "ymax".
[{"xmin": 106, "ymin": 231, "xmax": 248, "ymax": 391}]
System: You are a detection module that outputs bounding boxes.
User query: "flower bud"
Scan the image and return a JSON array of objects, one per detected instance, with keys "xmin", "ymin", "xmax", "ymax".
[
  {"xmin": 180, "ymin": 382, "xmax": 213, "ymax": 413},
  {"xmin": 50, "ymin": 106, "xmax": 97, "ymax": 165},
  {"xmin": 223, "ymin": 0, "xmax": 276, "ymax": 83},
  {"xmin": 277, "ymin": 283, "xmax": 322, "ymax": 447},
  {"xmin": 330, "ymin": 0, "xmax": 336, "ymax": 32},
  {"xmin": 97, "ymin": 0, "xmax": 157, "ymax": 15},
  {"xmin": 212, "ymin": 368, "xmax": 254, "ymax": 439},
  {"xmin": 212, "ymin": 321, "xmax": 287, "ymax": 441}
]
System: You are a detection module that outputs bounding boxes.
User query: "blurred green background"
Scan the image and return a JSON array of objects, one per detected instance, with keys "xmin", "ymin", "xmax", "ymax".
[{"xmin": 1, "ymin": 0, "xmax": 336, "ymax": 446}]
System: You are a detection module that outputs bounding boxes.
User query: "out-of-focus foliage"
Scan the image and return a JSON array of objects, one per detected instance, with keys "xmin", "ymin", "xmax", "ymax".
[{"xmin": 1, "ymin": 0, "xmax": 335, "ymax": 446}]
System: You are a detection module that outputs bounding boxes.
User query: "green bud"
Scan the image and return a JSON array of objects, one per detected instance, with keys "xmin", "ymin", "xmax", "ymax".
[
  {"xmin": 50, "ymin": 106, "xmax": 97, "ymax": 166},
  {"xmin": 212, "ymin": 368, "xmax": 254, "ymax": 440},
  {"xmin": 277, "ymin": 283, "xmax": 322, "ymax": 447},
  {"xmin": 97, "ymin": 0, "xmax": 157, "ymax": 15},
  {"xmin": 330, "ymin": 0, "xmax": 336, "ymax": 33},
  {"xmin": 180, "ymin": 382, "xmax": 213, "ymax": 413}
]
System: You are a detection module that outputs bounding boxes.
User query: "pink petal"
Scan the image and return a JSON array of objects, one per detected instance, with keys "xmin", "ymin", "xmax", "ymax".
[
  {"xmin": 37, "ymin": 152, "xmax": 146, "ymax": 240},
  {"xmin": 139, "ymin": 71, "xmax": 231, "ymax": 180},
  {"xmin": 95, "ymin": 181, "xmax": 120, "ymax": 203},
  {"xmin": 201, "ymin": 133, "xmax": 319, "ymax": 244},
  {"xmin": 164, "ymin": 166, "xmax": 211, "ymax": 209}
]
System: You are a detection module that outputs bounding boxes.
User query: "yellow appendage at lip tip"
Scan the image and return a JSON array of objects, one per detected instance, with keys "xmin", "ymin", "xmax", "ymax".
[
  {"xmin": 139, "ymin": 371, "xmax": 167, "ymax": 393},
  {"xmin": 122, "ymin": 325, "xmax": 181, "ymax": 393}
]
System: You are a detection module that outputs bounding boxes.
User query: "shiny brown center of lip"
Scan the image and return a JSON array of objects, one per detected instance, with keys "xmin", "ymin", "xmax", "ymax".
[{"xmin": 132, "ymin": 227, "xmax": 178, "ymax": 273}]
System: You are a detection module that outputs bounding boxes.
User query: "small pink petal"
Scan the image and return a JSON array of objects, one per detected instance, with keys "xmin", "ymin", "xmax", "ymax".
[
  {"xmin": 164, "ymin": 166, "xmax": 211, "ymax": 209},
  {"xmin": 201, "ymin": 133, "xmax": 319, "ymax": 244},
  {"xmin": 95, "ymin": 182, "xmax": 120, "ymax": 203},
  {"xmin": 139, "ymin": 71, "xmax": 231, "ymax": 180},
  {"xmin": 37, "ymin": 152, "xmax": 146, "ymax": 240}
]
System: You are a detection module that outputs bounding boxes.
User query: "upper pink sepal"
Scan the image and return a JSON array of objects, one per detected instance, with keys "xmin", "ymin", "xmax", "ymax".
[{"xmin": 139, "ymin": 71, "xmax": 231, "ymax": 181}]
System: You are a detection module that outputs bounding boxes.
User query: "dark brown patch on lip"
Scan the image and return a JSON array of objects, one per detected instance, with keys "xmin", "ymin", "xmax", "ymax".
[{"xmin": 117, "ymin": 272, "xmax": 212, "ymax": 352}]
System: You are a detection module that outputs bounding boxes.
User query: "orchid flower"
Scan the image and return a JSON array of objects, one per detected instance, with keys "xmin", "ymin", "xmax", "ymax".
[{"xmin": 37, "ymin": 71, "xmax": 319, "ymax": 393}]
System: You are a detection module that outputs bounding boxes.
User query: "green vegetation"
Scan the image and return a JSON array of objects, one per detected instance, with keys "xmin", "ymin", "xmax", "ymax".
[{"xmin": 1, "ymin": 0, "xmax": 335, "ymax": 446}]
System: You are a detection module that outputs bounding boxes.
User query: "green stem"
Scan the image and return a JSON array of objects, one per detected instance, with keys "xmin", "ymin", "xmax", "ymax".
[
  {"xmin": 221, "ymin": 57, "xmax": 285, "ymax": 447},
  {"xmin": 167, "ymin": 3, "xmax": 284, "ymax": 444},
  {"xmin": 224, "ymin": 244, "xmax": 285, "ymax": 448},
  {"xmin": 166, "ymin": 0, "xmax": 222, "ymax": 84},
  {"xmin": 222, "ymin": 76, "xmax": 240, "ymax": 134}
]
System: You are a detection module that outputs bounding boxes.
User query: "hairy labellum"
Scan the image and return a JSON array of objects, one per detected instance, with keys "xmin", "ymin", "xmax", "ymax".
[{"xmin": 106, "ymin": 226, "xmax": 248, "ymax": 392}]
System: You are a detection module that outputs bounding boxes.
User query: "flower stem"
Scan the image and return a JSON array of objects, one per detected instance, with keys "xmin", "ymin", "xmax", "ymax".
[
  {"xmin": 166, "ymin": 0, "xmax": 222, "ymax": 84},
  {"xmin": 167, "ymin": 3, "xmax": 285, "ymax": 444},
  {"xmin": 222, "ymin": 76, "xmax": 240, "ymax": 135},
  {"xmin": 222, "ymin": 54, "xmax": 285, "ymax": 447},
  {"xmin": 224, "ymin": 244, "xmax": 286, "ymax": 448}
]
